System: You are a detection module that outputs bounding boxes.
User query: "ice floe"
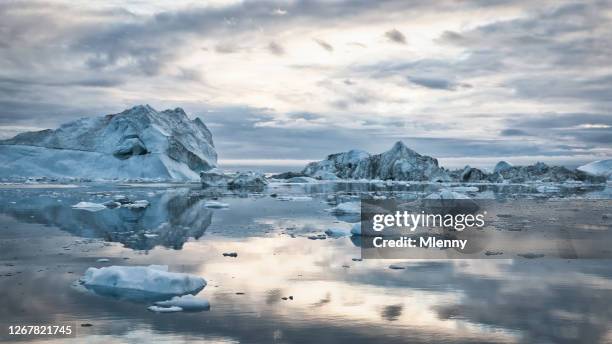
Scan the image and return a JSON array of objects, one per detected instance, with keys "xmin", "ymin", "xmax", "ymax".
[
  {"xmin": 80, "ymin": 265, "xmax": 206, "ymax": 297},
  {"xmin": 204, "ymin": 201, "xmax": 229, "ymax": 208},
  {"xmin": 72, "ymin": 202, "xmax": 107, "ymax": 212}
]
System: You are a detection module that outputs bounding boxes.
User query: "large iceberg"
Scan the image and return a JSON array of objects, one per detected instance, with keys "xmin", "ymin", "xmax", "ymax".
[
  {"xmin": 80, "ymin": 265, "xmax": 206, "ymax": 298},
  {"xmin": 302, "ymin": 141, "xmax": 448, "ymax": 181},
  {"xmin": 578, "ymin": 159, "xmax": 612, "ymax": 180},
  {"xmin": 0, "ymin": 105, "xmax": 217, "ymax": 181}
]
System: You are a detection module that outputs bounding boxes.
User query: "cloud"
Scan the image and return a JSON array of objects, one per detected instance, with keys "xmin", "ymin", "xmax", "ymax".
[
  {"xmin": 407, "ymin": 76, "xmax": 471, "ymax": 91},
  {"xmin": 384, "ymin": 29, "xmax": 406, "ymax": 44},
  {"xmin": 314, "ymin": 39, "xmax": 333, "ymax": 52},
  {"xmin": 500, "ymin": 129, "xmax": 528, "ymax": 136},
  {"xmin": 267, "ymin": 41, "xmax": 285, "ymax": 55}
]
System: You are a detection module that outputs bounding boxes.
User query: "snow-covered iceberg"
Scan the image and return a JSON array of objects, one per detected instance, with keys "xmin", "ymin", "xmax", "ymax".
[
  {"xmin": 578, "ymin": 159, "xmax": 612, "ymax": 180},
  {"xmin": 303, "ymin": 141, "xmax": 448, "ymax": 181},
  {"xmin": 200, "ymin": 170, "xmax": 268, "ymax": 188},
  {"xmin": 0, "ymin": 105, "xmax": 217, "ymax": 181},
  {"xmin": 79, "ymin": 265, "xmax": 206, "ymax": 299}
]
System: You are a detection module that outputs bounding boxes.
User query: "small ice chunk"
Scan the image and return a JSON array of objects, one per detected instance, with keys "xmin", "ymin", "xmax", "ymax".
[
  {"xmin": 122, "ymin": 200, "xmax": 150, "ymax": 209},
  {"xmin": 329, "ymin": 202, "xmax": 361, "ymax": 214},
  {"xmin": 155, "ymin": 295, "xmax": 210, "ymax": 311},
  {"xmin": 350, "ymin": 223, "xmax": 362, "ymax": 236},
  {"xmin": 276, "ymin": 195, "xmax": 313, "ymax": 201},
  {"xmin": 80, "ymin": 265, "xmax": 206, "ymax": 296},
  {"xmin": 324, "ymin": 228, "xmax": 350, "ymax": 238},
  {"xmin": 204, "ymin": 201, "xmax": 229, "ymax": 208},
  {"xmin": 148, "ymin": 305, "xmax": 183, "ymax": 313},
  {"xmin": 96, "ymin": 258, "xmax": 110, "ymax": 263},
  {"xmin": 425, "ymin": 190, "xmax": 470, "ymax": 200},
  {"xmin": 72, "ymin": 202, "xmax": 107, "ymax": 212}
]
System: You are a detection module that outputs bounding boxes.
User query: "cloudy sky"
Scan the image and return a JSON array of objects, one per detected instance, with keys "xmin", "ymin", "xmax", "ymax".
[{"xmin": 1, "ymin": 0, "xmax": 611, "ymax": 168}]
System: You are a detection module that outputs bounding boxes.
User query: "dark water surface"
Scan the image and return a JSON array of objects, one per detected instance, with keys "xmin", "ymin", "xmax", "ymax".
[{"xmin": 0, "ymin": 181, "xmax": 611, "ymax": 343}]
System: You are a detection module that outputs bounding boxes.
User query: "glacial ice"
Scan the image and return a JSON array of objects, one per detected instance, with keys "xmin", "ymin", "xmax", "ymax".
[
  {"xmin": 0, "ymin": 105, "xmax": 217, "ymax": 181},
  {"xmin": 303, "ymin": 141, "xmax": 446, "ymax": 181},
  {"xmin": 425, "ymin": 190, "xmax": 470, "ymax": 200},
  {"xmin": 148, "ymin": 305, "xmax": 183, "ymax": 313},
  {"xmin": 329, "ymin": 202, "xmax": 361, "ymax": 214},
  {"xmin": 325, "ymin": 228, "xmax": 351, "ymax": 238},
  {"xmin": 578, "ymin": 159, "xmax": 612, "ymax": 180},
  {"xmin": 121, "ymin": 200, "xmax": 150, "ymax": 209},
  {"xmin": 72, "ymin": 202, "xmax": 107, "ymax": 212},
  {"xmin": 204, "ymin": 201, "xmax": 229, "ymax": 208},
  {"xmin": 80, "ymin": 265, "xmax": 206, "ymax": 297}
]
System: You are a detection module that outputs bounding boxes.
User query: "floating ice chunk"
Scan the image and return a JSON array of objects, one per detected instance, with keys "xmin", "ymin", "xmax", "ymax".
[
  {"xmin": 148, "ymin": 305, "xmax": 183, "ymax": 313},
  {"xmin": 276, "ymin": 195, "xmax": 313, "ymax": 201},
  {"xmin": 80, "ymin": 265, "xmax": 206, "ymax": 297},
  {"xmin": 388, "ymin": 264, "xmax": 406, "ymax": 270},
  {"xmin": 204, "ymin": 201, "xmax": 229, "ymax": 208},
  {"xmin": 96, "ymin": 258, "xmax": 110, "ymax": 263},
  {"xmin": 425, "ymin": 190, "xmax": 470, "ymax": 200},
  {"xmin": 325, "ymin": 228, "xmax": 350, "ymax": 238},
  {"xmin": 72, "ymin": 202, "xmax": 107, "ymax": 212},
  {"xmin": 329, "ymin": 201, "xmax": 361, "ymax": 214},
  {"xmin": 155, "ymin": 295, "xmax": 210, "ymax": 311},
  {"xmin": 122, "ymin": 200, "xmax": 150, "ymax": 209},
  {"xmin": 350, "ymin": 223, "xmax": 362, "ymax": 236}
]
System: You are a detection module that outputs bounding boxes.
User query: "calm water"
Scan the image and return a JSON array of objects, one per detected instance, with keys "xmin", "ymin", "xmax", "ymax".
[{"xmin": 0, "ymin": 181, "xmax": 611, "ymax": 343}]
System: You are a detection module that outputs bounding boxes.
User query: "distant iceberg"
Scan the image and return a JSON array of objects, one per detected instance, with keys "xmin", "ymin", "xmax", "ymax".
[{"xmin": 578, "ymin": 159, "xmax": 612, "ymax": 180}]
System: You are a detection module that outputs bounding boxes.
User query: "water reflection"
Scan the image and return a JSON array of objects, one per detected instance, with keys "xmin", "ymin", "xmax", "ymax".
[{"xmin": 0, "ymin": 182, "xmax": 611, "ymax": 343}]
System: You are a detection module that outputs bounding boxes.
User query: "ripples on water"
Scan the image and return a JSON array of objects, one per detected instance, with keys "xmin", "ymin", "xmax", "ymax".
[{"xmin": 0, "ymin": 181, "xmax": 611, "ymax": 343}]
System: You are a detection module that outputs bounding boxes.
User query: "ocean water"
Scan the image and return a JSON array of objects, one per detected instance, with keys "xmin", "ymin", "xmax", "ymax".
[{"xmin": 0, "ymin": 181, "xmax": 611, "ymax": 343}]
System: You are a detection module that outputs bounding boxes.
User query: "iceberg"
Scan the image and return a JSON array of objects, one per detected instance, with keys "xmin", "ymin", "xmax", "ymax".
[
  {"xmin": 303, "ymin": 142, "xmax": 447, "ymax": 181},
  {"xmin": 329, "ymin": 202, "xmax": 361, "ymax": 214},
  {"xmin": 578, "ymin": 159, "xmax": 612, "ymax": 180},
  {"xmin": 494, "ymin": 161, "xmax": 513, "ymax": 173},
  {"xmin": 0, "ymin": 105, "xmax": 217, "ymax": 181},
  {"xmin": 80, "ymin": 265, "xmax": 206, "ymax": 298},
  {"xmin": 228, "ymin": 171, "xmax": 268, "ymax": 188}
]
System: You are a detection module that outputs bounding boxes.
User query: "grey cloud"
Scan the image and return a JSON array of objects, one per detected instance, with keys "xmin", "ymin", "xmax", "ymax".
[
  {"xmin": 407, "ymin": 76, "xmax": 471, "ymax": 91},
  {"xmin": 384, "ymin": 29, "xmax": 406, "ymax": 44},
  {"xmin": 267, "ymin": 41, "xmax": 285, "ymax": 55},
  {"xmin": 214, "ymin": 43, "xmax": 242, "ymax": 54},
  {"xmin": 314, "ymin": 39, "xmax": 333, "ymax": 52},
  {"xmin": 500, "ymin": 129, "xmax": 529, "ymax": 136}
]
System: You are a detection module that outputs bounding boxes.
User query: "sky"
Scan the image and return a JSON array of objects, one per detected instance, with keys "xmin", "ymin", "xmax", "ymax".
[{"xmin": 1, "ymin": 0, "xmax": 611, "ymax": 168}]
